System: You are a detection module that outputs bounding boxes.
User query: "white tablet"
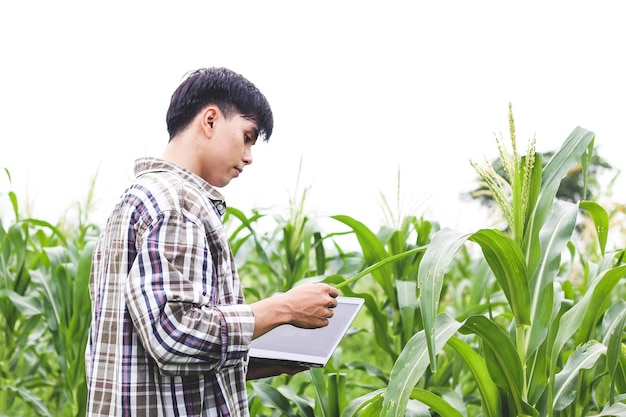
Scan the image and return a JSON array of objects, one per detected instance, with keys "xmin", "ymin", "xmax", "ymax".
[{"xmin": 249, "ymin": 296, "xmax": 364, "ymax": 367}]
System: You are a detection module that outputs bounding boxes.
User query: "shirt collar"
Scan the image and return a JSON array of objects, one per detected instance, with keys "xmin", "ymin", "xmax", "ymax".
[{"xmin": 133, "ymin": 157, "xmax": 227, "ymax": 216}]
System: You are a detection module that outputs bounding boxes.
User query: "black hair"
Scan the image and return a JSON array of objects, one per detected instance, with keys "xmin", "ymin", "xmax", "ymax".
[{"xmin": 166, "ymin": 67, "xmax": 274, "ymax": 141}]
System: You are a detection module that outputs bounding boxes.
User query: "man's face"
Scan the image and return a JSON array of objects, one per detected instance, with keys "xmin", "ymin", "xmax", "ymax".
[{"xmin": 201, "ymin": 113, "xmax": 259, "ymax": 188}]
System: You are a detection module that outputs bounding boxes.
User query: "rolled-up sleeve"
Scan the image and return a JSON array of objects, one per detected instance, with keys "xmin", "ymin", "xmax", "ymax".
[{"xmin": 125, "ymin": 207, "xmax": 255, "ymax": 376}]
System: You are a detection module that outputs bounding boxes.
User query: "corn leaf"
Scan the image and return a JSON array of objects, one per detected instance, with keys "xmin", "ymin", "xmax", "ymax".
[
  {"xmin": 551, "ymin": 265, "xmax": 626, "ymax": 383},
  {"xmin": 0, "ymin": 290, "xmax": 42, "ymax": 317},
  {"xmin": 3, "ymin": 385, "xmax": 52, "ymax": 417},
  {"xmin": 579, "ymin": 201, "xmax": 609, "ymax": 257},
  {"xmin": 602, "ymin": 301, "xmax": 626, "ymax": 404},
  {"xmin": 469, "ymin": 229, "xmax": 531, "ymax": 327},
  {"xmin": 574, "ymin": 264, "xmax": 626, "ymax": 347},
  {"xmin": 329, "ymin": 276, "xmax": 396, "ymax": 360},
  {"xmin": 409, "ymin": 388, "xmax": 465, "ymax": 417},
  {"xmin": 523, "ymin": 127, "xmax": 595, "ymax": 274},
  {"xmin": 446, "ymin": 336, "xmax": 501, "ymax": 417},
  {"xmin": 344, "ymin": 361, "xmax": 389, "ymax": 385},
  {"xmin": 249, "ymin": 381, "xmax": 300, "ymax": 417},
  {"xmin": 458, "ymin": 315, "xmax": 528, "ymax": 416},
  {"xmin": 277, "ymin": 385, "xmax": 316, "ymax": 417},
  {"xmin": 332, "ymin": 215, "xmax": 397, "ymax": 305},
  {"xmin": 587, "ymin": 401, "xmax": 626, "ymax": 417},
  {"xmin": 341, "ymin": 389, "xmax": 385, "ymax": 417},
  {"xmin": 341, "ymin": 388, "xmax": 385, "ymax": 417},
  {"xmin": 418, "ymin": 228, "xmax": 470, "ymax": 367},
  {"xmin": 526, "ymin": 200, "xmax": 578, "ymax": 357},
  {"xmin": 553, "ymin": 341, "xmax": 606, "ymax": 411},
  {"xmin": 381, "ymin": 313, "xmax": 463, "ymax": 417},
  {"xmin": 30, "ymin": 269, "xmax": 61, "ymax": 332},
  {"xmin": 308, "ymin": 367, "xmax": 330, "ymax": 417},
  {"xmin": 396, "ymin": 279, "xmax": 417, "ymax": 343},
  {"xmin": 554, "ymin": 265, "xmax": 625, "ymax": 356},
  {"xmin": 22, "ymin": 218, "xmax": 67, "ymax": 246},
  {"xmin": 334, "ymin": 246, "xmax": 426, "ymax": 290},
  {"xmin": 224, "ymin": 207, "xmax": 272, "ymax": 264}
]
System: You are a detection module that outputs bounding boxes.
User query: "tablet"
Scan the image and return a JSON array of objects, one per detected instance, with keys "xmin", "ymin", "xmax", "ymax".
[{"xmin": 248, "ymin": 296, "xmax": 365, "ymax": 367}]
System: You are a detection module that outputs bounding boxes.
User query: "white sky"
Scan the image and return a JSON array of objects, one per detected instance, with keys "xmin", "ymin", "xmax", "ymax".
[{"xmin": 1, "ymin": 1, "xmax": 625, "ymax": 234}]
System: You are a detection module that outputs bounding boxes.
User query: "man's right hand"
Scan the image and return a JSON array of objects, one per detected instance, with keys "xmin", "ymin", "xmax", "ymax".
[{"xmin": 250, "ymin": 283, "xmax": 339, "ymax": 339}]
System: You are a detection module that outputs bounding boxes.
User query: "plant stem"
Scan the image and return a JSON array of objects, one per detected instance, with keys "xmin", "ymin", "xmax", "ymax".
[{"xmin": 516, "ymin": 325, "xmax": 528, "ymax": 401}]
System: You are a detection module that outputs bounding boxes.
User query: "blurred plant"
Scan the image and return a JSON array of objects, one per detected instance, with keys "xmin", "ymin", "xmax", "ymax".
[
  {"xmin": 379, "ymin": 167, "xmax": 428, "ymax": 231},
  {"xmin": 327, "ymin": 166, "xmax": 436, "ymax": 363},
  {"xmin": 235, "ymin": 163, "xmax": 437, "ymax": 415},
  {"xmin": 0, "ymin": 168, "xmax": 97, "ymax": 417},
  {"xmin": 226, "ymin": 159, "xmax": 357, "ymax": 299}
]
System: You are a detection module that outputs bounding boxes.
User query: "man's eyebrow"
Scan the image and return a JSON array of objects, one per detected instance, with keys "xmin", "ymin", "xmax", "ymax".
[
  {"xmin": 251, "ymin": 127, "xmax": 260, "ymax": 141},
  {"xmin": 241, "ymin": 115, "xmax": 260, "ymax": 141}
]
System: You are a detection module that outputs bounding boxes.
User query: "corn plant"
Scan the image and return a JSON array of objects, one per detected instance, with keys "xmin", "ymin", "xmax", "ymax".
[
  {"xmin": 239, "ymin": 205, "xmax": 437, "ymax": 415},
  {"xmin": 343, "ymin": 111, "xmax": 626, "ymax": 416},
  {"xmin": 226, "ymin": 183, "xmax": 358, "ymax": 299},
  {"xmin": 247, "ymin": 364, "xmax": 353, "ymax": 417},
  {"xmin": 0, "ymin": 214, "xmax": 53, "ymax": 415},
  {"xmin": 30, "ymin": 230, "xmax": 94, "ymax": 417},
  {"xmin": 330, "ymin": 213, "xmax": 433, "ymax": 363},
  {"xmin": 0, "ymin": 169, "xmax": 96, "ymax": 416}
]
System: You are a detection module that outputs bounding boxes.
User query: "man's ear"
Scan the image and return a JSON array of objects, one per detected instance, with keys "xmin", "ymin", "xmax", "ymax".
[{"xmin": 200, "ymin": 106, "xmax": 219, "ymax": 138}]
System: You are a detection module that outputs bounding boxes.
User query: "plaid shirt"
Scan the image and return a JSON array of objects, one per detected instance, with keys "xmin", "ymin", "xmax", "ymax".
[{"xmin": 86, "ymin": 157, "xmax": 255, "ymax": 417}]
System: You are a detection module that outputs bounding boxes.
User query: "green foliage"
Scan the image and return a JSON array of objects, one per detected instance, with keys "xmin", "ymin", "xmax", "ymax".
[
  {"xmin": 372, "ymin": 123, "xmax": 626, "ymax": 416},
  {"xmin": 238, "ymin": 116, "xmax": 625, "ymax": 417},
  {"xmin": 0, "ymin": 169, "xmax": 97, "ymax": 417},
  {"xmin": 2, "ymin": 109, "xmax": 625, "ymax": 417}
]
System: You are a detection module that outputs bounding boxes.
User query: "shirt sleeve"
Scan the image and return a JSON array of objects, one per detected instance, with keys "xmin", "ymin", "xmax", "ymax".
[{"xmin": 124, "ymin": 208, "xmax": 255, "ymax": 376}]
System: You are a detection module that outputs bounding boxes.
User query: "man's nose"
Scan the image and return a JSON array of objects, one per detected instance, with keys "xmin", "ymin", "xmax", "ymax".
[{"xmin": 243, "ymin": 148, "xmax": 253, "ymax": 165}]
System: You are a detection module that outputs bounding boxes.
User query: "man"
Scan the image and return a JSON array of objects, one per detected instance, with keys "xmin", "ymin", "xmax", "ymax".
[{"xmin": 86, "ymin": 67, "xmax": 339, "ymax": 416}]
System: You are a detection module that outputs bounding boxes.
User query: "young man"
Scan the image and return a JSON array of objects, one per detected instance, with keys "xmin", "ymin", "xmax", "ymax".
[{"xmin": 86, "ymin": 67, "xmax": 339, "ymax": 417}]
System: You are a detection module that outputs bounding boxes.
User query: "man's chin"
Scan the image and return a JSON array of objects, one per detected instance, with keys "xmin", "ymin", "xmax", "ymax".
[{"xmin": 208, "ymin": 178, "xmax": 230, "ymax": 188}]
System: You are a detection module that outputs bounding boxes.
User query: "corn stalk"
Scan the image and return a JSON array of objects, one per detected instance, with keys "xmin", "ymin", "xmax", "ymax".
[{"xmin": 374, "ymin": 123, "xmax": 626, "ymax": 417}]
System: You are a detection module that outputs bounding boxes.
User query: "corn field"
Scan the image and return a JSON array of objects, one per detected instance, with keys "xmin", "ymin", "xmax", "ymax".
[{"xmin": 1, "ymin": 116, "xmax": 625, "ymax": 416}]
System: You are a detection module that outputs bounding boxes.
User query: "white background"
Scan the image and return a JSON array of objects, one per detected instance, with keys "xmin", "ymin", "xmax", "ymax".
[{"xmin": 1, "ymin": 1, "xmax": 624, "ymax": 234}]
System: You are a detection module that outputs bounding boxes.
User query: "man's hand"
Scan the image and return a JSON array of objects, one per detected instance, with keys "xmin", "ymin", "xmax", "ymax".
[
  {"xmin": 246, "ymin": 358, "xmax": 310, "ymax": 380},
  {"xmin": 250, "ymin": 283, "xmax": 339, "ymax": 339},
  {"xmin": 281, "ymin": 283, "xmax": 339, "ymax": 328}
]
